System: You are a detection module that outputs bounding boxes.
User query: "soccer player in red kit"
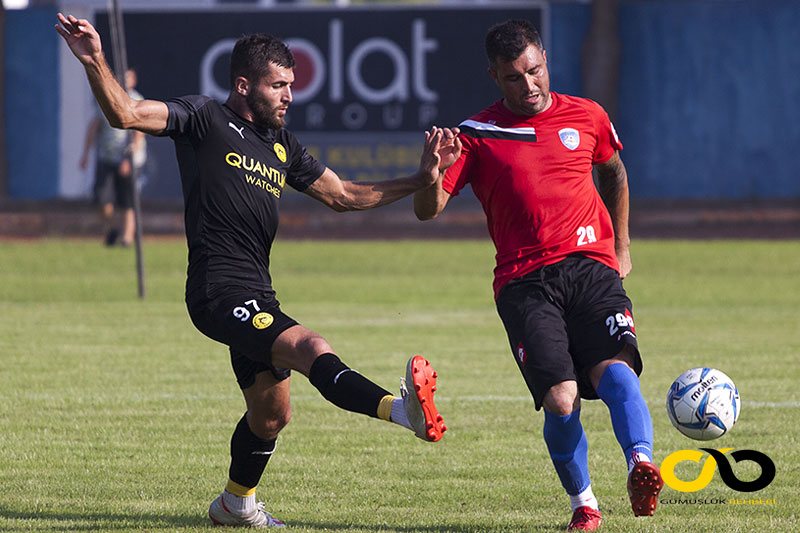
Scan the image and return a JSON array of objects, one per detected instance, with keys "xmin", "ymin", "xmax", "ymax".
[{"xmin": 415, "ymin": 19, "xmax": 662, "ymax": 531}]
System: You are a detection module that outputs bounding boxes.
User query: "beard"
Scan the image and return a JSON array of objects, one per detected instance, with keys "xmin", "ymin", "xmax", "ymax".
[{"xmin": 246, "ymin": 92, "xmax": 286, "ymax": 130}]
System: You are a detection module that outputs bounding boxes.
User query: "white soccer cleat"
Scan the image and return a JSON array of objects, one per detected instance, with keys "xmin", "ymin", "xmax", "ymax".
[
  {"xmin": 208, "ymin": 494, "xmax": 286, "ymax": 528},
  {"xmin": 401, "ymin": 355, "xmax": 447, "ymax": 442}
]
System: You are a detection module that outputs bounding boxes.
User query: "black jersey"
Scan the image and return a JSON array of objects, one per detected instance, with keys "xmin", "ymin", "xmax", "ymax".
[{"xmin": 162, "ymin": 96, "xmax": 325, "ymax": 301}]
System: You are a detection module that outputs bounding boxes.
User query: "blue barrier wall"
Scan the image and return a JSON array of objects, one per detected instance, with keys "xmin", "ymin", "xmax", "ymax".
[
  {"xmin": 615, "ymin": 0, "xmax": 800, "ymax": 198},
  {"xmin": 548, "ymin": 2, "xmax": 590, "ymax": 97},
  {"xmin": 4, "ymin": 7, "xmax": 60, "ymax": 199}
]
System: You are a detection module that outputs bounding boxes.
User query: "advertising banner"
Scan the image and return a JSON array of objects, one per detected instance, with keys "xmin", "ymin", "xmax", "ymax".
[{"xmin": 95, "ymin": 4, "xmax": 546, "ymax": 199}]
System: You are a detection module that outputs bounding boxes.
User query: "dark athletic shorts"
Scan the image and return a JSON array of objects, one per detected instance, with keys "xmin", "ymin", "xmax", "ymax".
[
  {"xmin": 495, "ymin": 255, "xmax": 642, "ymax": 410},
  {"xmin": 93, "ymin": 160, "xmax": 135, "ymax": 209},
  {"xmin": 186, "ymin": 288, "xmax": 298, "ymax": 389}
]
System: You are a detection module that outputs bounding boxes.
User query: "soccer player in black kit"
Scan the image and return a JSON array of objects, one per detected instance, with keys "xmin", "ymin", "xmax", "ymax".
[{"xmin": 56, "ymin": 13, "xmax": 453, "ymax": 528}]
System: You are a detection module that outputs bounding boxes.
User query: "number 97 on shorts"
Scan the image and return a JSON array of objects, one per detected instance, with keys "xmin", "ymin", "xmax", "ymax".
[{"xmin": 232, "ymin": 299, "xmax": 274, "ymax": 330}]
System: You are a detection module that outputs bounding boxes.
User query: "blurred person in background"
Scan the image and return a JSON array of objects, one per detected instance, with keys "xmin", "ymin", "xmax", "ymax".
[
  {"xmin": 415, "ymin": 19, "xmax": 662, "ymax": 532},
  {"xmin": 79, "ymin": 68, "xmax": 146, "ymax": 247}
]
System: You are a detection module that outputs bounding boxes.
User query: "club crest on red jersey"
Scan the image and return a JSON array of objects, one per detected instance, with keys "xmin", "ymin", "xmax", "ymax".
[{"xmin": 558, "ymin": 128, "xmax": 580, "ymax": 150}]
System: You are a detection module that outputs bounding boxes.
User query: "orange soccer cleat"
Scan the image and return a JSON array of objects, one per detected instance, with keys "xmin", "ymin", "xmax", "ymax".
[{"xmin": 401, "ymin": 355, "xmax": 447, "ymax": 442}]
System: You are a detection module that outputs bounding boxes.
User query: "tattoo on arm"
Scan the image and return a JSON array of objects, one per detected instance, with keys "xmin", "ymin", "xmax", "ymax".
[
  {"xmin": 596, "ymin": 154, "xmax": 627, "ymax": 207},
  {"xmin": 595, "ymin": 152, "xmax": 631, "ymax": 249}
]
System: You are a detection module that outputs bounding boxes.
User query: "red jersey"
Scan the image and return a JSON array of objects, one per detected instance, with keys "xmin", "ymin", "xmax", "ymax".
[{"xmin": 443, "ymin": 92, "xmax": 623, "ymax": 299}]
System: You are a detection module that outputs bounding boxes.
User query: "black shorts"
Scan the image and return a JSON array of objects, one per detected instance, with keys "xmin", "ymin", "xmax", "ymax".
[
  {"xmin": 187, "ymin": 288, "xmax": 298, "ymax": 389},
  {"xmin": 93, "ymin": 160, "xmax": 135, "ymax": 209},
  {"xmin": 495, "ymin": 255, "xmax": 642, "ymax": 410}
]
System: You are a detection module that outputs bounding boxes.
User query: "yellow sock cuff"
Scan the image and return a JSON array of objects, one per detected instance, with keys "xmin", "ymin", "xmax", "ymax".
[
  {"xmin": 377, "ymin": 394, "xmax": 396, "ymax": 422},
  {"xmin": 225, "ymin": 479, "xmax": 256, "ymax": 498}
]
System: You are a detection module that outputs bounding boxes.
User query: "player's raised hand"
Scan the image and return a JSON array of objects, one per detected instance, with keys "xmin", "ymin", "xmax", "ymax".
[
  {"xmin": 434, "ymin": 126, "xmax": 462, "ymax": 171},
  {"xmin": 54, "ymin": 13, "xmax": 102, "ymax": 65},
  {"xmin": 418, "ymin": 127, "xmax": 445, "ymax": 186}
]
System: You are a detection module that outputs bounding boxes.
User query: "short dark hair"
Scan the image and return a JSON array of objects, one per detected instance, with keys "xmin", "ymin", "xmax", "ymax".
[
  {"xmin": 485, "ymin": 19, "xmax": 543, "ymax": 69},
  {"xmin": 230, "ymin": 33, "xmax": 295, "ymax": 86}
]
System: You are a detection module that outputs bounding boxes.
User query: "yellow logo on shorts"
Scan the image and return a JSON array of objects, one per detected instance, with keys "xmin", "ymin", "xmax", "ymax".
[
  {"xmin": 252, "ymin": 312, "xmax": 274, "ymax": 329},
  {"xmin": 273, "ymin": 143, "xmax": 287, "ymax": 163}
]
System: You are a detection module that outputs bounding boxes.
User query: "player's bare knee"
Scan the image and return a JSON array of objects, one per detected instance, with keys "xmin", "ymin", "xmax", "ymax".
[
  {"xmin": 273, "ymin": 327, "xmax": 333, "ymax": 373},
  {"xmin": 543, "ymin": 381, "xmax": 580, "ymax": 415},
  {"xmin": 294, "ymin": 334, "xmax": 334, "ymax": 371},
  {"xmin": 249, "ymin": 408, "xmax": 292, "ymax": 440},
  {"xmin": 297, "ymin": 333, "xmax": 332, "ymax": 356}
]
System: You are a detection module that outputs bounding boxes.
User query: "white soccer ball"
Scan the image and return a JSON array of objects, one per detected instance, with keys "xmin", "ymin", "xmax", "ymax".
[{"xmin": 666, "ymin": 367, "xmax": 740, "ymax": 440}]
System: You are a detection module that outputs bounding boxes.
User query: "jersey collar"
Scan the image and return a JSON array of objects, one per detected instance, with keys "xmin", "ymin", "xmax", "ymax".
[
  {"xmin": 222, "ymin": 103, "xmax": 279, "ymax": 140},
  {"xmin": 494, "ymin": 91, "xmax": 560, "ymax": 124}
]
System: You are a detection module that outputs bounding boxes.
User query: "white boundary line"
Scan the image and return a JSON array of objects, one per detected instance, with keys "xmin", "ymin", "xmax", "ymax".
[
  {"xmin": 11, "ymin": 392, "xmax": 800, "ymax": 408},
  {"xmin": 13, "ymin": 393, "xmax": 800, "ymax": 408}
]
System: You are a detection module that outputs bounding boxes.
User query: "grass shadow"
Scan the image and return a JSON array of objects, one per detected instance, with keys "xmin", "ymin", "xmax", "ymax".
[
  {"xmin": 0, "ymin": 507, "xmax": 209, "ymax": 531},
  {"xmin": 0, "ymin": 507, "xmax": 567, "ymax": 532}
]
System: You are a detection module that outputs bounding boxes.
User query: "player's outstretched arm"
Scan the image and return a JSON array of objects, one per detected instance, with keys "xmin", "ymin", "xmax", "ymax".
[
  {"xmin": 55, "ymin": 13, "xmax": 168, "ymax": 135},
  {"xmin": 596, "ymin": 151, "xmax": 632, "ymax": 278},
  {"xmin": 305, "ymin": 127, "xmax": 455, "ymax": 212}
]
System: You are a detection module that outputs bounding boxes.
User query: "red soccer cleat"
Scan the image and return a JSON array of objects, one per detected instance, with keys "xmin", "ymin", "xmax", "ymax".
[
  {"xmin": 402, "ymin": 355, "xmax": 447, "ymax": 442},
  {"xmin": 567, "ymin": 506, "xmax": 602, "ymax": 531},
  {"xmin": 627, "ymin": 461, "xmax": 664, "ymax": 517}
]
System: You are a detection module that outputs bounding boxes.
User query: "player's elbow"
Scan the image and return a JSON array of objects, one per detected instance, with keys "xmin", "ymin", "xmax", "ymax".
[
  {"xmin": 106, "ymin": 111, "xmax": 139, "ymax": 131},
  {"xmin": 109, "ymin": 101, "xmax": 147, "ymax": 130},
  {"xmin": 414, "ymin": 206, "xmax": 439, "ymax": 221},
  {"xmin": 329, "ymin": 201, "xmax": 350, "ymax": 213},
  {"xmin": 413, "ymin": 197, "xmax": 444, "ymax": 221},
  {"xmin": 105, "ymin": 114, "xmax": 126, "ymax": 129}
]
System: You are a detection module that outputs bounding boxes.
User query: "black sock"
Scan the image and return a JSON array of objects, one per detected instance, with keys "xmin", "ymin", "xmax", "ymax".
[
  {"xmin": 228, "ymin": 413, "xmax": 276, "ymax": 490},
  {"xmin": 308, "ymin": 353, "xmax": 392, "ymax": 418}
]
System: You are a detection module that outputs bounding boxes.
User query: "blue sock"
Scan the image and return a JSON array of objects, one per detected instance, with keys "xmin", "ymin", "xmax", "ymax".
[
  {"xmin": 595, "ymin": 363, "xmax": 654, "ymax": 466},
  {"xmin": 542, "ymin": 409, "xmax": 591, "ymax": 496}
]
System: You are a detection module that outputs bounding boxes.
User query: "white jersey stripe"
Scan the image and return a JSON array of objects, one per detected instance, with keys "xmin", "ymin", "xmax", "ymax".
[{"xmin": 459, "ymin": 119, "xmax": 537, "ymax": 136}]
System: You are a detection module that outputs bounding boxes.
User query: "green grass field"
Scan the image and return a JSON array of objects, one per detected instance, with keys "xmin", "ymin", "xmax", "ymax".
[{"xmin": 1, "ymin": 238, "xmax": 798, "ymax": 532}]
